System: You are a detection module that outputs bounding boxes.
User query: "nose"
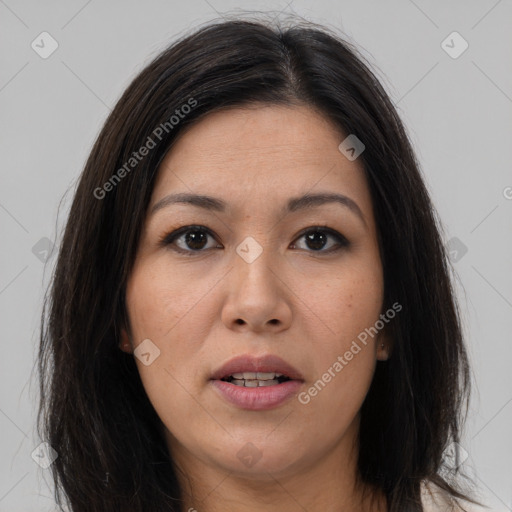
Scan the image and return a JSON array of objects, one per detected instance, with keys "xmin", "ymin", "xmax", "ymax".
[{"xmin": 221, "ymin": 243, "xmax": 292, "ymax": 333}]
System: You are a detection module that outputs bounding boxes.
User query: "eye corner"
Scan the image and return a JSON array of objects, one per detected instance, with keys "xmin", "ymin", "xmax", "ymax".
[
  {"xmin": 158, "ymin": 224, "xmax": 222, "ymax": 255},
  {"xmin": 291, "ymin": 225, "xmax": 350, "ymax": 254}
]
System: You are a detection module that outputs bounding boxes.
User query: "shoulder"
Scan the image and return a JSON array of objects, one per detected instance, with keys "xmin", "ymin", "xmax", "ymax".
[{"xmin": 420, "ymin": 480, "xmax": 488, "ymax": 512}]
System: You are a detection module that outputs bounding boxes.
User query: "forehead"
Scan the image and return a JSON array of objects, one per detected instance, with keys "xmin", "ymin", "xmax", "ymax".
[{"xmin": 151, "ymin": 105, "xmax": 373, "ymax": 220}]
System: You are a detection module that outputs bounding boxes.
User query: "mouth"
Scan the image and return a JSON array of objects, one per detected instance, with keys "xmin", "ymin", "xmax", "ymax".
[
  {"xmin": 220, "ymin": 372, "xmax": 292, "ymax": 387},
  {"xmin": 210, "ymin": 354, "xmax": 304, "ymax": 410}
]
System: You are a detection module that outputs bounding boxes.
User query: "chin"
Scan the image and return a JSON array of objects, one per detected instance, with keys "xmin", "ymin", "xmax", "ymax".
[{"xmin": 206, "ymin": 434, "xmax": 310, "ymax": 479}]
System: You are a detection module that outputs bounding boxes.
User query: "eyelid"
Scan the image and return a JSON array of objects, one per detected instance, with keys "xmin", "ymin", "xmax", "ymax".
[
  {"xmin": 158, "ymin": 225, "xmax": 220, "ymax": 255},
  {"xmin": 160, "ymin": 224, "xmax": 349, "ymax": 255},
  {"xmin": 290, "ymin": 225, "xmax": 349, "ymax": 252}
]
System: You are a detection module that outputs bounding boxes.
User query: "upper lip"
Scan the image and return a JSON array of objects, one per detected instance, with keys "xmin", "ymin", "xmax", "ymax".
[{"xmin": 211, "ymin": 354, "xmax": 304, "ymax": 381}]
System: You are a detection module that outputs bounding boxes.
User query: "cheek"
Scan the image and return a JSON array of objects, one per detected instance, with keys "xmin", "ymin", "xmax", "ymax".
[
  {"xmin": 296, "ymin": 278, "xmax": 380, "ymax": 433},
  {"xmin": 293, "ymin": 257, "xmax": 383, "ymax": 411},
  {"xmin": 297, "ymin": 260, "xmax": 384, "ymax": 346},
  {"xmin": 125, "ymin": 256, "xmax": 217, "ymax": 341},
  {"xmin": 124, "ymin": 257, "xmax": 217, "ymax": 405},
  {"xmin": 299, "ymin": 347, "xmax": 376, "ymax": 443}
]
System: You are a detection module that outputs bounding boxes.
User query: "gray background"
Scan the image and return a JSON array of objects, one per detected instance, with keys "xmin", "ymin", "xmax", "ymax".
[{"xmin": 1, "ymin": 0, "xmax": 511, "ymax": 510}]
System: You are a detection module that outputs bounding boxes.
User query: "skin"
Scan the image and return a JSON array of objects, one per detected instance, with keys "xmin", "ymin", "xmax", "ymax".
[{"xmin": 120, "ymin": 104, "xmax": 391, "ymax": 512}]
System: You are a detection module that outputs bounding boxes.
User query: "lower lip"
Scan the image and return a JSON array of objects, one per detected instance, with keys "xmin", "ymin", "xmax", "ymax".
[{"xmin": 210, "ymin": 379, "xmax": 303, "ymax": 410}]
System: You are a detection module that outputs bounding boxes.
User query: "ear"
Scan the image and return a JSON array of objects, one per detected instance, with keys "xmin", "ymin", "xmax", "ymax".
[
  {"xmin": 376, "ymin": 326, "xmax": 393, "ymax": 361},
  {"xmin": 119, "ymin": 327, "xmax": 133, "ymax": 354}
]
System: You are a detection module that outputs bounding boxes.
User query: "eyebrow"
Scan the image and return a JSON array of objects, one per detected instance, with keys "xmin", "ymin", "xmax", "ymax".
[{"xmin": 150, "ymin": 192, "xmax": 366, "ymax": 226}]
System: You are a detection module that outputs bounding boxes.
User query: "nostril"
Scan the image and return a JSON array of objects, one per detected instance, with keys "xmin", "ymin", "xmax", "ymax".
[{"xmin": 235, "ymin": 319, "xmax": 245, "ymax": 325}]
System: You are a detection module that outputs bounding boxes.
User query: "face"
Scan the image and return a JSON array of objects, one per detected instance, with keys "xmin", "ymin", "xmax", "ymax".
[{"xmin": 121, "ymin": 104, "xmax": 390, "ymax": 482}]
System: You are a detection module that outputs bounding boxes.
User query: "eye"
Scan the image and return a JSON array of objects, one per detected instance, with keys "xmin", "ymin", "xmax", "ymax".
[
  {"xmin": 160, "ymin": 225, "xmax": 222, "ymax": 255},
  {"xmin": 290, "ymin": 226, "xmax": 349, "ymax": 253},
  {"xmin": 160, "ymin": 225, "xmax": 349, "ymax": 256}
]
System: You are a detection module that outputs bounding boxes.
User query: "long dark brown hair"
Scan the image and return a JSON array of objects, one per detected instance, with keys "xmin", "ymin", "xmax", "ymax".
[{"xmin": 37, "ymin": 16, "xmax": 483, "ymax": 512}]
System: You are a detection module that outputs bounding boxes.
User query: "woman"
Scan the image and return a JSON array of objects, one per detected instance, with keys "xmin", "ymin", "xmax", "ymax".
[{"xmin": 38, "ymin": 17, "xmax": 485, "ymax": 512}]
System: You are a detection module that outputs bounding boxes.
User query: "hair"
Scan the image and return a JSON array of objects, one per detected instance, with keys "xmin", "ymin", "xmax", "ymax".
[{"xmin": 37, "ymin": 15, "xmax": 483, "ymax": 512}]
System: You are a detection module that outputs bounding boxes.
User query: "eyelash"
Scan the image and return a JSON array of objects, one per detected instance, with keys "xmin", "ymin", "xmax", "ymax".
[{"xmin": 158, "ymin": 224, "xmax": 349, "ymax": 256}]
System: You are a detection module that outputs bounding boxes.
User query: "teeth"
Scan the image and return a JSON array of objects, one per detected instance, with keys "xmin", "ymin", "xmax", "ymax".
[
  {"xmin": 257, "ymin": 372, "xmax": 277, "ymax": 379},
  {"xmin": 226, "ymin": 371, "xmax": 289, "ymax": 387},
  {"xmin": 258, "ymin": 379, "xmax": 279, "ymax": 386},
  {"xmin": 230, "ymin": 372, "xmax": 284, "ymax": 380},
  {"xmin": 231, "ymin": 379, "xmax": 280, "ymax": 387}
]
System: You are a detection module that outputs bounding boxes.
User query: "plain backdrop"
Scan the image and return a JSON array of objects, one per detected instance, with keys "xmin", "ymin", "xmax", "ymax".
[{"xmin": 1, "ymin": 1, "xmax": 511, "ymax": 510}]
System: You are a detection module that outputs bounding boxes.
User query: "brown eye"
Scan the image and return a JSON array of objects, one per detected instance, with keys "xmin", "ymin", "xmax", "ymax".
[
  {"xmin": 161, "ymin": 225, "xmax": 348, "ymax": 256},
  {"xmin": 291, "ymin": 227, "xmax": 349, "ymax": 253},
  {"xmin": 305, "ymin": 231, "xmax": 328, "ymax": 250},
  {"xmin": 161, "ymin": 225, "xmax": 222, "ymax": 254},
  {"xmin": 182, "ymin": 229, "xmax": 209, "ymax": 250}
]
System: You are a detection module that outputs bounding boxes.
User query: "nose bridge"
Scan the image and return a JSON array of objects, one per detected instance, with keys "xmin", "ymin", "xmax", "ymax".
[
  {"xmin": 221, "ymin": 233, "xmax": 291, "ymax": 331},
  {"xmin": 233, "ymin": 233, "xmax": 278, "ymax": 296}
]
